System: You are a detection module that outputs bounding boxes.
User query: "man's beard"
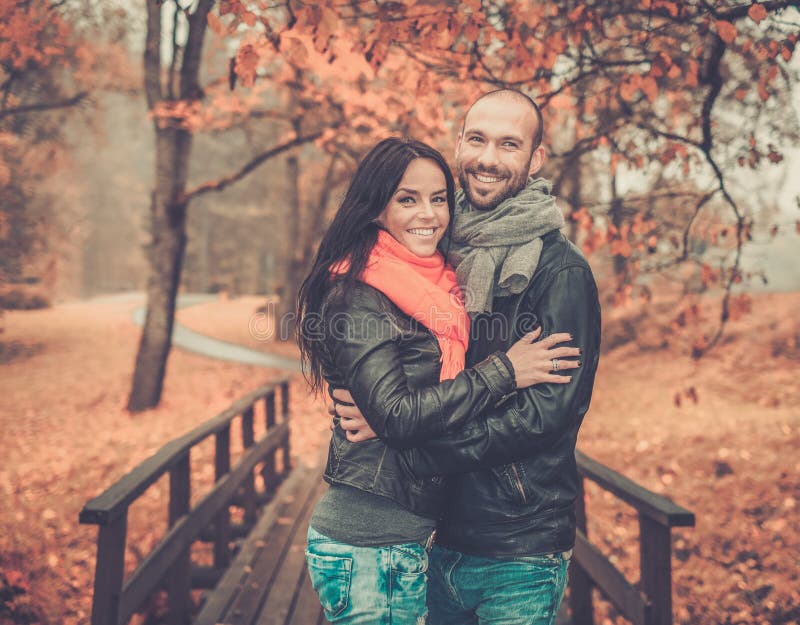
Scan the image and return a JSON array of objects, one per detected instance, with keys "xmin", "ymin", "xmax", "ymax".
[{"xmin": 457, "ymin": 163, "xmax": 530, "ymax": 211}]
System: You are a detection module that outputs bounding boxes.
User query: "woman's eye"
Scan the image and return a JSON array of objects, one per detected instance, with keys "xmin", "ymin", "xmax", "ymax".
[
  {"xmin": 432, "ymin": 196, "xmax": 446, "ymax": 204},
  {"xmin": 398, "ymin": 196, "xmax": 415, "ymax": 204}
]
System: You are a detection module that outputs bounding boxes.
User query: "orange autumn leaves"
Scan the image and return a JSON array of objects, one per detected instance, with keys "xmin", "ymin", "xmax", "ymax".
[{"xmin": 194, "ymin": 0, "xmax": 799, "ymax": 145}]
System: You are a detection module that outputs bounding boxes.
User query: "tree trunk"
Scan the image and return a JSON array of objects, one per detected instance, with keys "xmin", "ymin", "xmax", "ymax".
[
  {"xmin": 128, "ymin": 127, "xmax": 191, "ymax": 411},
  {"xmin": 551, "ymin": 56, "xmax": 585, "ymax": 244},
  {"xmin": 128, "ymin": 0, "xmax": 321, "ymax": 409},
  {"xmin": 128, "ymin": 0, "xmax": 211, "ymax": 412},
  {"xmin": 558, "ymin": 151, "xmax": 582, "ymax": 244},
  {"xmin": 274, "ymin": 153, "xmax": 302, "ymax": 339},
  {"xmin": 609, "ymin": 173, "xmax": 627, "ymax": 279},
  {"xmin": 274, "ymin": 153, "xmax": 338, "ymax": 340}
]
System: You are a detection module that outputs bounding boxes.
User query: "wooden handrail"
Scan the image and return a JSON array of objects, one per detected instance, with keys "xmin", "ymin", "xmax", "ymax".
[
  {"xmin": 116, "ymin": 425, "xmax": 289, "ymax": 625},
  {"xmin": 576, "ymin": 450, "xmax": 695, "ymax": 527},
  {"xmin": 79, "ymin": 379, "xmax": 293, "ymax": 625},
  {"xmin": 80, "ymin": 381, "xmax": 289, "ymax": 525},
  {"xmin": 570, "ymin": 450, "xmax": 695, "ymax": 625},
  {"xmin": 80, "ymin": 383, "xmax": 692, "ymax": 625}
]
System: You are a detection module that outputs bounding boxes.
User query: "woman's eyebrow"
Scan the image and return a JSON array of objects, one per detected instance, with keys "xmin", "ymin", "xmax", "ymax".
[{"xmin": 394, "ymin": 187, "xmax": 420, "ymax": 195}]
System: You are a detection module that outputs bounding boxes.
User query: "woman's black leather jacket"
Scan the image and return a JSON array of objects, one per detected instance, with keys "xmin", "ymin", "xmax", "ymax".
[{"xmin": 318, "ymin": 280, "xmax": 515, "ymax": 519}]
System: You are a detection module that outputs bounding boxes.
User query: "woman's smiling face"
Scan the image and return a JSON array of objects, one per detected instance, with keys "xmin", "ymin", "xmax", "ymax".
[{"xmin": 377, "ymin": 157, "xmax": 450, "ymax": 257}]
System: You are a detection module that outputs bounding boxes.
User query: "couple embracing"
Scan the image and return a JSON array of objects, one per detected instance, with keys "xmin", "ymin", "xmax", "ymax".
[{"xmin": 296, "ymin": 89, "xmax": 601, "ymax": 625}]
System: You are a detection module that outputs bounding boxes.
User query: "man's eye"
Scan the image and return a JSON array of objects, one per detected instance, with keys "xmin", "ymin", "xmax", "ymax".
[
  {"xmin": 503, "ymin": 142, "xmax": 519, "ymax": 148},
  {"xmin": 468, "ymin": 136, "xmax": 483, "ymax": 143}
]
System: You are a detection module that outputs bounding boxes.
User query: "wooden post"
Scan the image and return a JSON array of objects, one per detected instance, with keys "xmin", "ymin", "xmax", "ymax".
[
  {"xmin": 89, "ymin": 514, "xmax": 128, "ymax": 625},
  {"xmin": 280, "ymin": 380, "xmax": 291, "ymax": 473},
  {"xmin": 569, "ymin": 476, "xmax": 594, "ymax": 625},
  {"xmin": 261, "ymin": 392, "xmax": 278, "ymax": 491},
  {"xmin": 168, "ymin": 453, "xmax": 191, "ymax": 625},
  {"xmin": 241, "ymin": 406, "xmax": 257, "ymax": 525},
  {"xmin": 640, "ymin": 515, "xmax": 673, "ymax": 625},
  {"xmin": 214, "ymin": 426, "xmax": 231, "ymax": 569}
]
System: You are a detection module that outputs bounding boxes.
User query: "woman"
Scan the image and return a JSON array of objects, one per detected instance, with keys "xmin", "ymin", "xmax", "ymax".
[{"xmin": 297, "ymin": 138, "xmax": 579, "ymax": 624}]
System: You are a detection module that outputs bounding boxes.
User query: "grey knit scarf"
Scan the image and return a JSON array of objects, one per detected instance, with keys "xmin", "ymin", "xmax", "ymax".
[{"xmin": 447, "ymin": 177, "xmax": 565, "ymax": 314}]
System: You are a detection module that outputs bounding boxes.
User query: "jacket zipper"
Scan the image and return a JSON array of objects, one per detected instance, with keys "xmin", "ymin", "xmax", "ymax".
[{"xmin": 510, "ymin": 463, "xmax": 527, "ymax": 504}]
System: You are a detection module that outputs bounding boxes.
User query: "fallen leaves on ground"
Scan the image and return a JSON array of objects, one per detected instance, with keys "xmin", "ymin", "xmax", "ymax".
[
  {"xmin": 1, "ymin": 291, "xmax": 798, "ymax": 625},
  {"xmin": 0, "ymin": 295, "xmax": 328, "ymax": 625}
]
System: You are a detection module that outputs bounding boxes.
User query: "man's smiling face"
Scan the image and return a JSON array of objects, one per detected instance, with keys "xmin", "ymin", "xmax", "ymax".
[{"xmin": 455, "ymin": 95, "xmax": 543, "ymax": 211}]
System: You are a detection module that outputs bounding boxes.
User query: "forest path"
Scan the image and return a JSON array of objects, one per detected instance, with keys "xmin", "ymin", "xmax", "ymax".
[{"xmin": 120, "ymin": 292, "xmax": 302, "ymax": 371}]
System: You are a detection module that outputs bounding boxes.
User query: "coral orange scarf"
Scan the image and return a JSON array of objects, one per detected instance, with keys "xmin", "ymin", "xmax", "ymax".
[{"xmin": 331, "ymin": 230, "xmax": 469, "ymax": 381}]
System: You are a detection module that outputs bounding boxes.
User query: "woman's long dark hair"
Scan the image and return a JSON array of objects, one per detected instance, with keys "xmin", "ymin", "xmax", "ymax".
[{"xmin": 297, "ymin": 137, "xmax": 456, "ymax": 394}]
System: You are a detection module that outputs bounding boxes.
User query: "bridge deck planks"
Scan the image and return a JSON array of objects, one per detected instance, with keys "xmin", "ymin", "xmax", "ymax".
[{"xmin": 195, "ymin": 458, "xmax": 330, "ymax": 625}]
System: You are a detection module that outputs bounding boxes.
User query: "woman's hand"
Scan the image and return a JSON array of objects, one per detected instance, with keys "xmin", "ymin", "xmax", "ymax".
[
  {"xmin": 505, "ymin": 327, "xmax": 580, "ymax": 389},
  {"xmin": 329, "ymin": 388, "xmax": 378, "ymax": 442}
]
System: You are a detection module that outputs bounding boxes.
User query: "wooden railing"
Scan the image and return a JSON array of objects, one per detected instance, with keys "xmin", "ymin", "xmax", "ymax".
[
  {"xmin": 79, "ymin": 379, "xmax": 292, "ymax": 625},
  {"xmin": 568, "ymin": 450, "xmax": 695, "ymax": 625},
  {"xmin": 80, "ymin": 380, "xmax": 693, "ymax": 625}
]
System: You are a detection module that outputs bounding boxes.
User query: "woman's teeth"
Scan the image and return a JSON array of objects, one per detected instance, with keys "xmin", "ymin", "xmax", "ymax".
[{"xmin": 407, "ymin": 228, "xmax": 436, "ymax": 236}]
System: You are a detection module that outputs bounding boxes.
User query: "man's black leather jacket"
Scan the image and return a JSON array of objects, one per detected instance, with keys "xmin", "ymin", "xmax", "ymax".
[
  {"xmin": 318, "ymin": 280, "xmax": 516, "ymax": 519},
  {"xmin": 394, "ymin": 230, "xmax": 602, "ymax": 558}
]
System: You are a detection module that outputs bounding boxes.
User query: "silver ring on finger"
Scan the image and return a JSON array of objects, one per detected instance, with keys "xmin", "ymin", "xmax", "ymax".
[{"xmin": 552, "ymin": 359, "xmax": 559, "ymax": 371}]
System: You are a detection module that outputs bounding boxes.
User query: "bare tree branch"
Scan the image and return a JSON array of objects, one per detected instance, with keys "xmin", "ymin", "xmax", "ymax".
[
  {"xmin": 0, "ymin": 91, "xmax": 88, "ymax": 120},
  {"xmin": 680, "ymin": 191, "xmax": 717, "ymax": 264},
  {"xmin": 181, "ymin": 132, "xmax": 323, "ymax": 202},
  {"xmin": 247, "ymin": 109, "xmax": 294, "ymax": 121},
  {"xmin": 716, "ymin": 0, "xmax": 800, "ymax": 20}
]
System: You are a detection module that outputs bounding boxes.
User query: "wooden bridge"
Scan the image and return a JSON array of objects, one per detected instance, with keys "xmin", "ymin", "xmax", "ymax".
[{"xmin": 79, "ymin": 379, "xmax": 694, "ymax": 625}]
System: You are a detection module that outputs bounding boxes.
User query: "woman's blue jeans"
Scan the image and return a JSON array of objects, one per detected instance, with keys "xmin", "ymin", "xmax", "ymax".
[
  {"xmin": 305, "ymin": 526, "xmax": 429, "ymax": 624},
  {"xmin": 426, "ymin": 544, "xmax": 570, "ymax": 625}
]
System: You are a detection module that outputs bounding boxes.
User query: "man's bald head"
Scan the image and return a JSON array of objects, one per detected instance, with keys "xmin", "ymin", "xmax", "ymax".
[
  {"xmin": 455, "ymin": 89, "xmax": 546, "ymax": 210},
  {"xmin": 463, "ymin": 89, "xmax": 544, "ymax": 151}
]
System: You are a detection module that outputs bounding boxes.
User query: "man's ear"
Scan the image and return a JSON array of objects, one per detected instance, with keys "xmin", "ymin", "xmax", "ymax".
[
  {"xmin": 528, "ymin": 145, "xmax": 546, "ymax": 176},
  {"xmin": 455, "ymin": 132, "xmax": 463, "ymax": 162}
]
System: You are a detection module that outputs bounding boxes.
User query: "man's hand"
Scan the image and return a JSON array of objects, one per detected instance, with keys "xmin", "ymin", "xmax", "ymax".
[{"xmin": 329, "ymin": 388, "xmax": 378, "ymax": 443}]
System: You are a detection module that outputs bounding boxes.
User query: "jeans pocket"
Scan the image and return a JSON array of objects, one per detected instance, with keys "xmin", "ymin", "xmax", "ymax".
[
  {"xmin": 389, "ymin": 544, "xmax": 429, "ymax": 622},
  {"xmin": 305, "ymin": 551, "xmax": 353, "ymax": 619},
  {"xmin": 391, "ymin": 543, "xmax": 429, "ymax": 575}
]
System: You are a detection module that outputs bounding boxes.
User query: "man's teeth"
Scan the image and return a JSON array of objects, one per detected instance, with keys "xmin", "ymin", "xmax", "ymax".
[
  {"xmin": 408, "ymin": 228, "xmax": 436, "ymax": 236},
  {"xmin": 474, "ymin": 173, "xmax": 503, "ymax": 183}
]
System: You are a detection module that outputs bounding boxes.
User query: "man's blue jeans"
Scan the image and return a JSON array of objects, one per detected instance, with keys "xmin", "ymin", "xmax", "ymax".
[
  {"xmin": 427, "ymin": 544, "xmax": 570, "ymax": 625},
  {"xmin": 305, "ymin": 526, "xmax": 429, "ymax": 624}
]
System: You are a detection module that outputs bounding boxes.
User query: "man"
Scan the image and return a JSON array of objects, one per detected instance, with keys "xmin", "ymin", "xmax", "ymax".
[{"xmin": 332, "ymin": 89, "xmax": 601, "ymax": 625}]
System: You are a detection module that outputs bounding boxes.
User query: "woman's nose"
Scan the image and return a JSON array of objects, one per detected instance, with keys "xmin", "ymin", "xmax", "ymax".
[{"xmin": 417, "ymin": 200, "xmax": 436, "ymax": 219}]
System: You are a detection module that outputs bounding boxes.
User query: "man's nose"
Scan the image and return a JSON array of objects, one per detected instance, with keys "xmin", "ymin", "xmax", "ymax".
[{"xmin": 476, "ymin": 142, "xmax": 499, "ymax": 168}]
